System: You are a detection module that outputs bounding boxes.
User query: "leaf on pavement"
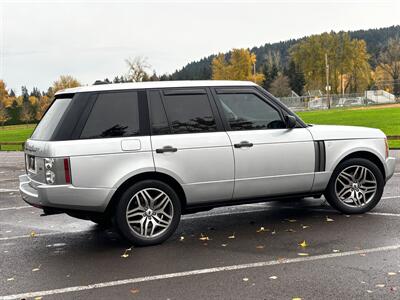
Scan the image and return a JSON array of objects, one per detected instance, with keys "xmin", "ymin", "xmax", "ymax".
[
  {"xmin": 228, "ymin": 233, "xmax": 235, "ymax": 239},
  {"xmin": 332, "ymin": 249, "xmax": 340, "ymax": 253},
  {"xmin": 287, "ymin": 219, "xmax": 297, "ymax": 223},
  {"xmin": 388, "ymin": 272, "xmax": 397, "ymax": 276},
  {"xmin": 242, "ymin": 277, "xmax": 249, "ymax": 282},
  {"xmin": 292, "ymin": 297, "xmax": 302, "ymax": 300},
  {"xmin": 271, "ymin": 230, "xmax": 276, "ymax": 235},
  {"xmin": 130, "ymin": 288, "xmax": 140, "ymax": 294},
  {"xmin": 376, "ymin": 284, "xmax": 385, "ymax": 288},
  {"xmin": 199, "ymin": 233, "xmax": 210, "ymax": 241},
  {"xmin": 269, "ymin": 276, "xmax": 278, "ymax": 280},
  {"xmin": 179, "ymin": 236, "xmax": 185, "ymax": 241},
  {"xmin": 34, "ymin": 297, "xmax": 42, "ymax": 300},
  {"xmin": 256, "ymin": 245, "xmax": 265, "ymax": 249},
  {"xmin": 286, "ymin": 229, "xmax": 296, "ymax": 233},
  {"xmin": 32, "ymin": 265, "xmax": 41, "ymax": 272},
  {"xmin": 30, "ymin": 231, "xmax": 37, "ymax": 237},
  {"xmin": 7, "ymin": 277, "xmax": 14, "ymax": 281},
  {"xmin": 221, "ymin": 243, "xmax": 228, "ymax": 247},
  {"xmin": 326, "ymin": 216, "xmax": 334, "ymax": 222},
  {"xmin": 121, "ymin": 247, "xmax": 132, "ymax": 258},
  {"xmin": 359, "ymin": 253, "xmax": 367, "ymax": 257},
  {"xmin": 256, "ymin": 226, "xmax": 267, "ymax": 233},
  {"xmin": 297, "ymin": 253, "xmax": 309, "ymax": 256},
  {"xmin": 301, "ymin": 225, "xmax": 310, "ymax": 229},
  {"xmin": 299, "ymin": 240, "xmax": 307, "ymax": 248}
]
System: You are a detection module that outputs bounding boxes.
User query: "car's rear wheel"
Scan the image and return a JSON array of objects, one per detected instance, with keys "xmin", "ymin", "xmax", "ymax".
[
  {"xmin": 114, "ymin": 180, "xmax": 181, "ymax": 246},
  {"xmin": 324, "ymin": 158, "xmax": 384, "ymax": 214}
]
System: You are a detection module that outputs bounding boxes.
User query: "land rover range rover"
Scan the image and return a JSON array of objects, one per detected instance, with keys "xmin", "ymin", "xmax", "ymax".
[{"xmin": 19, "ymin": 81, "xmax": 396, "ymax": 245}]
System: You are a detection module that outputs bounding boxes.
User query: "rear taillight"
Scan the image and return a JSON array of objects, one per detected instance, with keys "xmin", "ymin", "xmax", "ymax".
[
  {"xmin": 43, "ymin": 157, "xmax": 71, "ymax": 185},
  {"xmin": 384, "ymin": 138, "xmax": 389, "ymax": 159},
  {"xmin": 64, "ymin": 158, "xmax": 71, "ymax": 184}
]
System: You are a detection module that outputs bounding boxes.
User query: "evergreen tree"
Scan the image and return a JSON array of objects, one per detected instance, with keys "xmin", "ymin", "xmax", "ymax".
[
  {"xmin": 9, "ymin": 89, "xmax": 16, "ymax": 97},
  {"xmin": 21, "ymin": 86, "xmax": 29, "ymax": 103},
  {"xmin": 285, "ymin": 61, "xmax": 306, "ymax": 95},
  {"xmin": 30, "ymin": 87, "xmax": 41, "ymax": 98},
  {"xmin": 262, "ymin": 63, "xmax": 278, "ymax": 91}
]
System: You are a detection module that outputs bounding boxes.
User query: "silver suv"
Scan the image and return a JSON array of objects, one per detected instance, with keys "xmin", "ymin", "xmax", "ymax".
[{"xmin": 19, "ymin": 81, "xmax": 396, "ymax": 246}]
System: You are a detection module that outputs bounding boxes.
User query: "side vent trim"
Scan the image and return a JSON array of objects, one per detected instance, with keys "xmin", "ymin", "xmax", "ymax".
[{"xmin": 314, "ymin": 141, "xmax": 326, "ymax": 172}]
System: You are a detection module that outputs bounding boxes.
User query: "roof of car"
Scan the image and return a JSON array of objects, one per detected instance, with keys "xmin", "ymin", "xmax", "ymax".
[{"xmin": 55, "ymin": 80, "xmax": 258, "ymax": 95}]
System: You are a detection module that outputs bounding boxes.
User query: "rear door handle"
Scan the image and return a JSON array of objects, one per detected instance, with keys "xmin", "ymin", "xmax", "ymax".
[
  {"xmin": 156, "ymin": 146, "xmax": 178, "ymax": 153},
  {"xmin": 234, "ymin": 141, "xmax": 254, "ymax": 148}
]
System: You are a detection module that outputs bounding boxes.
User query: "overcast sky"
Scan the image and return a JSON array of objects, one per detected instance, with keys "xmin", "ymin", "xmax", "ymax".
[{"xmin": 0, "ymin": 0, "xmax": 399, "ymax": 92}]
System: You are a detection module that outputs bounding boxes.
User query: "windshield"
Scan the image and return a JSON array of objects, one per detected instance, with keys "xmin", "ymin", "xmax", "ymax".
[{"xmin": 30, "ymin": 98, "xmax": 72, "ymax": 140}]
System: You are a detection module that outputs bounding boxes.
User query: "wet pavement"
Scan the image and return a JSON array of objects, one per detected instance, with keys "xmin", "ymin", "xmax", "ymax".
[{"xmin": 0, "ymin": 151, "xmax": 399, "ymax": 300}]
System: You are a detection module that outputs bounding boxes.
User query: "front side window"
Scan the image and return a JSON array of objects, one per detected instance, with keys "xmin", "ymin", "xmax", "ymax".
[
  {"xmin": 217, "ymin": 93, "xmax": 285, "ymax": 130},
  {"xmin": 80, "ymin": 91, "xmax": 139, "ymax": 139},
  {"xmin": 162, "ymin": 92, "xmax": 217, "ymax": 134}
]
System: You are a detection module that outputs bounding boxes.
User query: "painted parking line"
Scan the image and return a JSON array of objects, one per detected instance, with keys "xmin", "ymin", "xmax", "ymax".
[
  {"xmin": 0, "ymin": 189, "xmax": 19, "ymax": 193},
  {"xmin": 0, "ymin": 231, "xmax": 89, "ymax": 241},
  {"xmin": 0, "ymin": 206, "xmax": 30, "ymax": 212},
  {"xmin": 2, "ymin": 243, "xmax": 400, "ymax": 300}
]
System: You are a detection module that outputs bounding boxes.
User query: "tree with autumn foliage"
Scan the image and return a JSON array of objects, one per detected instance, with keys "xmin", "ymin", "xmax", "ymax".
[
  {"xmin": 212, "ymin": 49, "xmax": 264, "ymax": 84},
  {"xmin": 291, "ymin": 32, "xmax": 371, "ymax": 93},
  {"xmin": 49, "ymin": 75, "xmax": 81, "ymax": 97},
  {"xmin": 378, "ymin": 38, "xmax": 400, "ymax": 96}
]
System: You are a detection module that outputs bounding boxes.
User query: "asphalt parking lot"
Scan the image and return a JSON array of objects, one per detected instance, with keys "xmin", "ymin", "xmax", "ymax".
[{"xmin": 1, "ymin": 151, "xmax": 399, "ymax": 300}]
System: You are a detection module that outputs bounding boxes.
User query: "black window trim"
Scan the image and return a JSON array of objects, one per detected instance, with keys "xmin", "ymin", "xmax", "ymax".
[
  {"xmin": 210, "ymin": 86, "xmax": 288, "ymax": 132},
  {"xmin": 74, "ymin": 89, "xmax": 149, "ymax": 140}
]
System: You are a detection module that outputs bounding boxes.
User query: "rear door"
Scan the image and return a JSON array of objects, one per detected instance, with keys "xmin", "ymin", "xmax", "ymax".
[
  {"xmin": 212, "ymin": 87, "xmax": 315, "ymax": 200},
  {"xmin": 149, "ymin": 88, "xmax": 234, "ymax": 204}
]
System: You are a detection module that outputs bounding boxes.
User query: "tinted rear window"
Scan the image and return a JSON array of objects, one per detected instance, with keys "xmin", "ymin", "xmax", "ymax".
[
  {"xmin": 80, "ymin": 91, "xmax": 139, "ymax": 139},
  {"xmin": 162, "ymin": 92, "xmax": 217, "ymax": 134},
  {"xmin": 31, "ymin": 98, "xmax": 72, "ymax": 141}
]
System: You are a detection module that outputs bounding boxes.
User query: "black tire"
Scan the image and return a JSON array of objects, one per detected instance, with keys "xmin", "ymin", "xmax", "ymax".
[
  {"xmin": 324, "ymin": 158, "xmax": 384, "ymax": 214},
  {"xmin": 114, "ymin": 180, "xmax": 181, "ymax": 246}
]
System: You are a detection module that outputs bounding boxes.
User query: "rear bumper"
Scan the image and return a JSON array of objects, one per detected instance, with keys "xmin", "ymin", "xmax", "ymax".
[
  {"xmin": 385, "ymin": 157, "xmax": 396, "ymax": 182},
  {"xmin": 19, "ymin": 174, "xmax": 114, "ymax": 212}
]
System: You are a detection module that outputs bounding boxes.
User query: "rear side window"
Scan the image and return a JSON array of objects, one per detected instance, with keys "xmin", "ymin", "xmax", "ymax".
[
  {"xmin": 162, "ymin": 91, "xmax": 217, "ymax": 134},
  {"xmin": 80, "ymin": 91, "xmax": 139, "ymax": 139},
  {"xmin": 31, "ymin": 97, "xmax": 72, "ymax": 140}
]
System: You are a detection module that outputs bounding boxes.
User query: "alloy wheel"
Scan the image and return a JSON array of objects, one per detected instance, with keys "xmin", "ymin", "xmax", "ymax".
[
  {"xmin": 125, "ymin": 188, "xmax": 174, "ymax": 238},
  {"xmin": 335, "ymin": 165, "xmax": 377, "ymax": 207}
]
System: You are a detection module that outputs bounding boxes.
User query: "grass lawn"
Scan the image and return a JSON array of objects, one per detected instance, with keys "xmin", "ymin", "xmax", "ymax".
[
  {"xmin": 297, "ymin": 106, "xmax": 400, "ymax": 148},
  {"xmin": 1, "ymin": 106, "xmax": 399, "ymax": 150}
]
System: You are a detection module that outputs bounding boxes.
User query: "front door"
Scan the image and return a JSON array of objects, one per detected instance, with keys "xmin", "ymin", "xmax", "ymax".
[
  {"xmin": 149, "ymin": 88, "xmax": 234, "ymax": 204},
  {"xmin": 213, "ymin": 87, "xmax": 315, "ymax": 199}
]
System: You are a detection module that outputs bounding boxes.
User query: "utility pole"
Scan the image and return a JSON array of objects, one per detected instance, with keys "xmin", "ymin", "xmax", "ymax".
[{"xmin": 325, "ymin": 53, "xmax": 331, "ymax": 109}]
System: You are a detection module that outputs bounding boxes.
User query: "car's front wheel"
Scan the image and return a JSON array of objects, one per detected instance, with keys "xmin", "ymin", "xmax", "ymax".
[
  {"xmin": 324, "ymin": 158, "xmax": 384, "ymax": 214},
  {"xmin": 114, "ymin": 180, "xmax": 181, "ymax": 246}
]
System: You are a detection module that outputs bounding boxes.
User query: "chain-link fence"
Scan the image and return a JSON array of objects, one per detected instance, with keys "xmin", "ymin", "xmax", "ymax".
[{"xmin": 278, "ymin": 90, "xmax": 398, "ymax": 112}]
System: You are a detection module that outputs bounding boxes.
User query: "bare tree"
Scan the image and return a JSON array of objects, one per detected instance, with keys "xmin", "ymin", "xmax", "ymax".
[
  {"xmin": 269, "ymin": 75, "xmax": 292, "ymax": 97},
  {"xmin": 125, "ymin": 56, "xmax": 151, "ymax": 82},
  {"xmin": 379, "ymin": 37, "xmax": 400, "ymax": 96}
]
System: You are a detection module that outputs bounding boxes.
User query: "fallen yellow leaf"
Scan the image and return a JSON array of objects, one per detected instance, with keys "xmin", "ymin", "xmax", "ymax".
[
  {"xmin": 326, "ymin": 216, "xmax": 334, "ymax": 222},
  {"xmin": 269, "ymin": 276, "xmax": 278, "ymax": 280},
  {"xmin": 34, "ymin": 297, "xmax": 42, "ymax": 300},
  {"xmin": 388, "ymin": 272, "xmax": 397, "ymax": 276},
  {"xmin": 292, "ymin": 297, "xmax": 302, "ymax": 300},
  {"xmin": 301, "ymin": 225, "xmax": 310, "ymax": 229},
  {"xmin": 30, "ymin": 231, "xmax": 36, "ymax": 237},
  {"xmin": 297, "ymin": 253, "xmax": 309, "ymax": 256},
  {"xmin": 271, "ymin": 230, "xmax": 276, "ymax": 235},
  {"xmin": 6, "ymin": 277, "xmax": 14, "ymax": 281},
  {"xmin": 199, "ymin": 233, "xmax": 210, "ymax": 241},
  {"xmin": 228, "ymin": 233, "xmax": 235, "ymax": 239},
  {"xmin": 376, "ymin": 284, "xmax": 385, "ymax": 288},
  {"xmin": 121, "ymin": 247, "xmax": 132, "ymax": 258},
  {"xmin": 179, "ymin": 236, "xmax": 185, "ymax": 241},
  {"xmin": 299, "ymin": 240, "xmax": 307, "ymax": 248},
  {"xmin": 332, "ymin": 249, "xmax": 340, "ymax": 253},
  {"xmin": 221, "ymin": 243, "xmax": 227, "ymax": 247},
  {"xmin": 242, "ymin": 277, "xmax": 249, "ymax": 282},
  {"xmin": 256, "ymin": 245, "xmax": 265, "ymax": 249},
  {"xmin": 256, "ymin": 227, "xmax": 266, "ymax": 233}
]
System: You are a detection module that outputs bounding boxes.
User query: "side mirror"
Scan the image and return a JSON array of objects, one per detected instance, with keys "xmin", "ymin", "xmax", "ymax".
[{"xmin": 285, "ymin": 115, "xmax": 297, "ymax": 129}]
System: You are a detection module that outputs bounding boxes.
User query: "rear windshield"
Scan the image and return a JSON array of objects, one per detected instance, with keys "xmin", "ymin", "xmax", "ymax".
[{"xmin": 31, "ymin": 98, "xmax": 72, "ymax": 140}]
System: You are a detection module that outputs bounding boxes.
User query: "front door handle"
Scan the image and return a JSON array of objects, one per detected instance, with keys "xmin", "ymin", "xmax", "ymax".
[
  {"xmin": 156, "ymin": 146, "xmax": 178, "ymax": 153},
  {"xmin": 234, "ymin": 141, "xmax": 254, "ymax": 148}
]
